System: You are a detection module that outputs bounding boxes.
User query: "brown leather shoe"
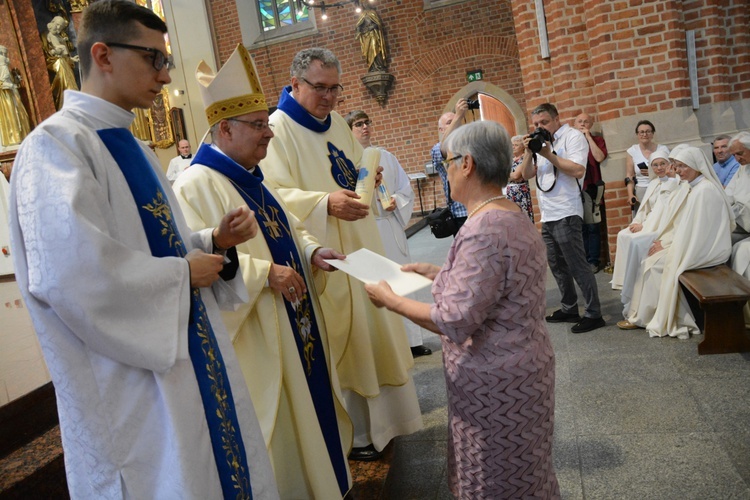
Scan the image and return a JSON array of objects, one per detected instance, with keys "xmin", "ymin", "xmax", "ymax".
[{"xmin": 617, "ymin": 320, "xmax": 640, "ymax": 330}]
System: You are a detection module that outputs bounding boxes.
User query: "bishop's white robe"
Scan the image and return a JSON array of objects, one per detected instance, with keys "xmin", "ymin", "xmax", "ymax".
[
  {"xmin": 173, "ymin": 158, "xmax": 353, "ymax": 500},
  {"xmin": 9, "ymin": 91, "xmax": 277, "ymax": 500},
  {"xmin": 627, "ymin": 176, "xmax": 733, "ymax": 338},
  {"xmin": 373, "ymin": 147, "xmax": 423, "ymax": 347},
  {"xmin": 261, "ymin": 92, "xmax": 422, "ymax": 450}
]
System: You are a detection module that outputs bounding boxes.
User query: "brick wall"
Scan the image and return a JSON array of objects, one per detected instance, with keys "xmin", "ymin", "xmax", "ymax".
[
  {"xmin": 207, "ymin": 0, "xmax": 749, "ymax": 264},
  {"xmin": 208, "ymin": 0, "xmax": 526, "ymax": 214}
]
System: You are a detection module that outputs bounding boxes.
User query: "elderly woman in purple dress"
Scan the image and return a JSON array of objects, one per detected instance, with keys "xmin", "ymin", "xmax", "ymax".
[{"xmin": 365, "ymin": 121, "xmax": 559, "ymax": 499}]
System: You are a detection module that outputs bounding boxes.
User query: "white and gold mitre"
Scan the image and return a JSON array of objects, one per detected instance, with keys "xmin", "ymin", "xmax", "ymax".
[{"xmin": 196, "ymin": 43, "xmax": 267, "ymax": 127}]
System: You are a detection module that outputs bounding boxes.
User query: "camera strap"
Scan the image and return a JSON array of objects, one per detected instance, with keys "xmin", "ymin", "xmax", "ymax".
[{"xmin": 534, "ymin": 152, "xmax": 558, "ymax": 193}]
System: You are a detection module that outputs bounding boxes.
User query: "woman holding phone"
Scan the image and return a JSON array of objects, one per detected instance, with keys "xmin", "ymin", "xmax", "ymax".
[{"xmin": 626, "ymin": 119, "xmax": 670, "ymax": 215}]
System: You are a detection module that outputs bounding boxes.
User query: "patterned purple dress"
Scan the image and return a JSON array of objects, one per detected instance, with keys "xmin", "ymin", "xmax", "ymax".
[{"xmin": 430, "ymin": 209, "xmax": 558, "ymax": 499}]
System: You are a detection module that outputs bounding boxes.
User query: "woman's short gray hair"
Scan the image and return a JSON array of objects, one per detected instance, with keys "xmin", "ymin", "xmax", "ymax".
[
  {"xmin": 444, "ymin": 121, "xmax": 512, "ymax": 189},
  {"xmin": 290, "ymin": 48, "xmax": 341, "ymax": 79}
]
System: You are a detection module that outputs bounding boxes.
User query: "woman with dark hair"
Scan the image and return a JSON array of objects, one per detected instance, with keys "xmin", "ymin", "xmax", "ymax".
[
  {"xmin": 365, "ymin": 120, "xmax": 559, "ymax": 499},
  {"xmin": 626, "ymin": 119, "xmax": 670, "ymax": 215}
]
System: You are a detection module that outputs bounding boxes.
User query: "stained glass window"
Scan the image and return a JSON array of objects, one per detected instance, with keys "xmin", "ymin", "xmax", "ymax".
[{"xmin": 258, "ymin": 0, "xmax": 309, "ymax": 32}]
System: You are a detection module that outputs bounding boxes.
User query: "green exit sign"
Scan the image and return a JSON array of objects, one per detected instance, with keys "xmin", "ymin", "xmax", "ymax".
[{"xmin": 466, "ymin": 70, "xmax": 483, "ymax": 82}]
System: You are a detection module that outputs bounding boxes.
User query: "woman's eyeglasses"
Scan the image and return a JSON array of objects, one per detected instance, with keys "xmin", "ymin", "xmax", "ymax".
[{"xmin": 440, "ymin": 155, "xmax": 463, "ymax": 170}]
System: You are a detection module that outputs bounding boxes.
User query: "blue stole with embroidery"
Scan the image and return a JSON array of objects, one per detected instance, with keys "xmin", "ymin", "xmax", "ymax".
[
  {"xmin": 194, "ymin": 144, "xmax": 349, "ymax": 495},
  {"xmin": 96, "ymin": 129, "xmax": 253, "ymax": 500},
  {"xmin": 277, "ymin": 86, "xmax": 358, "ymax": 190}
]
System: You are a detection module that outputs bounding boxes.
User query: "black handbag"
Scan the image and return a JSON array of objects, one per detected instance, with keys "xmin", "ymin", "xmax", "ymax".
[
  {"xmin": 426, "ymin": 206, "xmax": 457, "ymax": 238},
  {"xmin": 426, "ymin": 179, "xmax": 459, "ymax": 238}
]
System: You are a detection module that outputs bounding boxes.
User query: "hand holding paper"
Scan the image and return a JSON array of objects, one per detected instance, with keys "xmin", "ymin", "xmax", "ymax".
[{"xmin": 322, "ymin": 248, "xmax": 433, "ymax": 296}]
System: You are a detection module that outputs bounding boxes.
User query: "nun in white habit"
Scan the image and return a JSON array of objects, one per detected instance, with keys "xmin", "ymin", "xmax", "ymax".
[{"xmin": 624, "ymin": 146, "xmax": 734, "ymax": 339}]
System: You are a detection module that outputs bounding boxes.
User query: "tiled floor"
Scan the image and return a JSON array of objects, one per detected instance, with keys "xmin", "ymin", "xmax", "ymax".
[
  {"xmin": 4, "ymin": 224, "xmax": 749, "ymax": 499},
  {"xmin": 377, "ymin": 225, "xmax": 750, "ymax": 499}
]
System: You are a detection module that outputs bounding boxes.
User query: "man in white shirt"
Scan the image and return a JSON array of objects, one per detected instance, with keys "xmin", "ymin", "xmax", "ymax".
[
  {"xmin": 520, "ymin": 103, "xmax": 604, "ymax": 333},
  {"xmin": 166, "ymin": 139, "xmax": 192, "ymax": 183},
  {"xmin": 8, "ymin": 1, "xmax": 277, "ymax": 497}
]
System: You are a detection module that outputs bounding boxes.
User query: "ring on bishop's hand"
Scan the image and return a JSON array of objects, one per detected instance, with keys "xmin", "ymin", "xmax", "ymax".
[{"xmin": 288, "ymin": 286, "xmax": 296, "ymax": 294}]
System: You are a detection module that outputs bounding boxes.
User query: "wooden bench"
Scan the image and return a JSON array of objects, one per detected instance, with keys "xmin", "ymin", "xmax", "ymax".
[{"xmin": 679, "ymin": 264, "xmax": 750, "ymax": 355}]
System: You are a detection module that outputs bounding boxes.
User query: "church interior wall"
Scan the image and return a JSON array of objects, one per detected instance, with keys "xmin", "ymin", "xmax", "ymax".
[{"xmin": 1, "ymin": 0, "xmax": 748, "ymax": 405}]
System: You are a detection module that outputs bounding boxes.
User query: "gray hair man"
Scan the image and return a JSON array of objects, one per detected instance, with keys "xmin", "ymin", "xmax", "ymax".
[
  {"xmin": 713, "ymin": 134, "xmax": 741, "ymax": 186},
  {"xmin": 260, "ymin": 48, "xmax": 423, "ymax": 462}
]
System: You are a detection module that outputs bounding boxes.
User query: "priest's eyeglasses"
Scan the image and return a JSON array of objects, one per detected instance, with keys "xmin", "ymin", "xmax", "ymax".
[
  {"xmin": 105, "ymin": 42, "xmax": 175, "ymax": 71},
  {"xmin": 440, "ymin": 155, "xmax": 463, "ymax": 170},
  {"xmin": 229, "ymin": 118, "xmax": 275, "ymax": 131},
  {"xmin": 300, "ymin": 77, "xmax": 344, "ymax": 97},
  {"xmin": 352, "ymin": 119, "xmax": 371, "ymax": 128}
]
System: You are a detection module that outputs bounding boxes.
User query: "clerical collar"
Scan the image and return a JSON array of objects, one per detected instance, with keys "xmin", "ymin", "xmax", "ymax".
[
  {"xmin": 180, "ymin": 154, "xmax": 192, "ymax": 159},
  {"xmin": 277, "ymin": 85, "xmax": 332, "ymax": 133},
  {"xmin": 659, "ymin": 176, "xmax": 668, "ymax": 181},
  {"xmin": 207, "ymin": 143, "xmax": 259, "ymax": 176}
]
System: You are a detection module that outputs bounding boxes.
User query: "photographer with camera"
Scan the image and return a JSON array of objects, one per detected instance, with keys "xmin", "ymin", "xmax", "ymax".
[{"xmin": 520, "ymin": 103, "xmax": 605, "ymax": 333}]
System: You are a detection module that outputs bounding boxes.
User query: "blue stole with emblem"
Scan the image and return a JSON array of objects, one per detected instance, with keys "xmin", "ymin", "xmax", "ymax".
[
  {"xmin": 194, "ymin": 144, "xmax": 349, "ymax": 495},
  {"xmin": 277, "ymin": 86, "xmax": 358, "ymax": 190},
  {"xmin": 96, "ymin": 129, "xmax": 253, "ymax": 500}
]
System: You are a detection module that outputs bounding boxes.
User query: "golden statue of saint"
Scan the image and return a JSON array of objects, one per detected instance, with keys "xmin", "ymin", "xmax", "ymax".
[
  {"xmin": 43, "ymin": 16, "xmax": 80, "ymax": 110},
  {"xmin": 0, "ymin": 45, "xmax": 31, "ymax": 147},
  {"xmin": 355, "ymin": 8, "xmax": 387, "ymax": 72}
]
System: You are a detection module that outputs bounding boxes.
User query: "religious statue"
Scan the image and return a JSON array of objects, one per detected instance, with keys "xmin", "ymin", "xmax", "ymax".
[
  {"xmin": 43, "ymin": 16, "xmax": 79, "ymax": 110},
  {"xmin": 0, "ymin": 46, "xmax": 31, "ymax": 148},
  {"xmin": 69, "ymin": 0, "xmax": 89, "ymax": 13},
  {"xmin": 355, "ymin": 8, "xmax": 387, "ymax": 72}
]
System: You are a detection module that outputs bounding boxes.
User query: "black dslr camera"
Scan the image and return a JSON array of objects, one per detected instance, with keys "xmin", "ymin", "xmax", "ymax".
[
  {"xmin": 466, "ymin": 99, "xmax": 480, "ymax": 110},
  {"xmin": 527, "ymin": 127, "xmax": 553, "ymax": 153}
]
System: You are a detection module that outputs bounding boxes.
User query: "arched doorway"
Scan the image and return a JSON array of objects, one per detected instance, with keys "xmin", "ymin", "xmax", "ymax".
[{"xmin": 443, "ymin": 82, "xmax": 527, "ymax": 137}]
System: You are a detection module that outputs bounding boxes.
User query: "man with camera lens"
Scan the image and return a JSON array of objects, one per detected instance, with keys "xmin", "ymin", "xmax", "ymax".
[
  {"xmin": 430, "ymin": 98, "xmax": 469, "ymax": 234},
  {"xmin": 520, "ymin": 103, "xmax": 605, "ymax": 333}
]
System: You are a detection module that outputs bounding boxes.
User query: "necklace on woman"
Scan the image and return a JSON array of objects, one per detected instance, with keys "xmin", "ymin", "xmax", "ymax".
[{"xmin": 467, "ymin": 195, "xmax": 505, "ymax": 219}]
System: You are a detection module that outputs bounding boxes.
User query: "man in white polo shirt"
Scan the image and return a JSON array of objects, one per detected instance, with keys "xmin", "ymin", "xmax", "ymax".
[{"xmin": 520, "ymin": 103, "xmax": 604, "ymax": 333}]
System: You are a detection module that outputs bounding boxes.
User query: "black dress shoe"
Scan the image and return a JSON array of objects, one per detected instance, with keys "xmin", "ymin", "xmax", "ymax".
[
  {"xmin": 571, "ymin": 316, "xmax": 606, "ymax": 333},
  {"xmin": 545, "ymin": 309, "xmax": 581, "ymax": 323},
  {"xmin": 348, "ymin": 444, "xmax": 382, "ymax": 462},
  {"xmin": 411, "ymin": 345, "xmax": 432, "ymax": 358}
]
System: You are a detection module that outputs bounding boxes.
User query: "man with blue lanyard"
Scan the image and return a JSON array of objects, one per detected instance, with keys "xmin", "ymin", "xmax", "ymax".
[{"xmin": 8, "ymin": 1, "xmax": 277, "ymax": 498}]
